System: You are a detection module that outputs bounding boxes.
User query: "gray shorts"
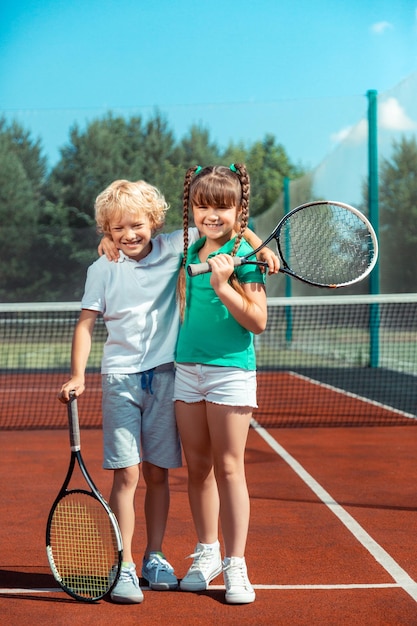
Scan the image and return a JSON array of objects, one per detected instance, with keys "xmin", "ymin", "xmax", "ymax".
[
  {"xmin": 173, "ymin": 363, "xmax": 258, "ymax": 408},
  {"xmin": 101, "ymin": 364, "xmax": 182, "ymax": 470}
]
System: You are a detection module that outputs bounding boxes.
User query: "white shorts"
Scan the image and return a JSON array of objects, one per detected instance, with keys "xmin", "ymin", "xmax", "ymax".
[{"xmin": 173, "ymin": 363, "xmax": 258, "ymax": 408}]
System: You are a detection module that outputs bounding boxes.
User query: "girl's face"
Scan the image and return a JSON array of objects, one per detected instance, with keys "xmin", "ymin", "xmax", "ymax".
[
  {"xmin": 192, "ymin": 203, "xmax": 241, "ymax": 246},
  {"xmin": 108, "ymin": 212, "xmax": 153, "ymax": 261}
]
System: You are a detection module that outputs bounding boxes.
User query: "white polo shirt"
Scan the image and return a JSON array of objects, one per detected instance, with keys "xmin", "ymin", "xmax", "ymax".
[{"xmin": 81, "ymin": 228, "xmax": 198, "ymax": 374}]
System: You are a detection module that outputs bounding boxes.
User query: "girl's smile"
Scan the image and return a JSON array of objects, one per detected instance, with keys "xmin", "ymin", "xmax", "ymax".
[{"xmin": 193, "ymin": 204, "xmax": 241, "ymax": 246}]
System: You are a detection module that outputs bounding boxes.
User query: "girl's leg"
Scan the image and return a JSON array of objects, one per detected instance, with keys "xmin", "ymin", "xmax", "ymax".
[
  {"xmin": 206, "ymin": 402, "xmax": 252, "ymax": 558},
  {"xmin": 176, "ymin": 400, "xmax": 222, "ymax": 591},
  {"xmin": 175, "ymin": 400, "xmax": 219, "ymax": 543},
  {"xmin": 141, "ymin": 461, "xmax": 169, "ymax": 556},
  {"xmin": 109, "ymin": 464, "xmax": 139, "ymax": 563}
]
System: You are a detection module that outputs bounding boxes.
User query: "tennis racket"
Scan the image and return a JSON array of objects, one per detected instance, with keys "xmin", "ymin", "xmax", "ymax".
[
  {"xmin": 46, "ymin": 393, "xmax": 123, "ymax": 602},
  {"xmin": 187, "ymin": 200, "xmax": 378, "ymax": 288}
]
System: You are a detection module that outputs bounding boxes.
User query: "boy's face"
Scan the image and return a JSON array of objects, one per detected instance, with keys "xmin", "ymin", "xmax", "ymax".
[{"xmin": 109, "ymin": 212, "xmax": 153, "ymax": 261}]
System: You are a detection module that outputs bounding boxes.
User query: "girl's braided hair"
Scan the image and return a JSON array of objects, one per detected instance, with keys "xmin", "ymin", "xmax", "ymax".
[{"xmin": 177, "ymin": 163, "xmax": 251, "ymax": 319}]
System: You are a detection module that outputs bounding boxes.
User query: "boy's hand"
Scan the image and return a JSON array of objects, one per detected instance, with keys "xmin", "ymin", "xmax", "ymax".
[
  {"xmin": 58, "ymin": 378, "xmax": 85, "ymax": 403},
  {"xmin": 257, "ymin": 247, "xmax": 280, "ymax": 275},
  {"xmin": 98, "ymin": 235, "xmax": 120, "ymax": 262}
]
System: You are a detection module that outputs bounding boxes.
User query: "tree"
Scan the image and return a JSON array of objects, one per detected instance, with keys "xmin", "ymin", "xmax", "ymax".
[
  {"xmin": 45, "ymin": 113, "xmax": 147, "ymax": 222},
  {"xmin": 44, "ymin": 111, "xmax": 187, "ymax": 229},
  {"xmin": 0, "ymin": 117, "xmax": 47, "ymax": 196},
  {"xmin": 176, "ymin": 125, "xmax": 221, "ymax": 167},
  {"xmin": 227, "ymin": 134, "xmax": 304, "ymax": 217},
  {"xmin": 2, "ymin": 111, "xmax": 305, "ymax": 301},
  {"xmin": 0, "ymin": 118, "xmax": 48, "ymax": 301},
  {"xmin": 378, "ymin": 136, "xmax": 417, "ymax": 292}
]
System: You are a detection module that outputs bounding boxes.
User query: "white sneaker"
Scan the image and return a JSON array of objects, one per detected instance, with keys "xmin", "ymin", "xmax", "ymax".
[
  {"xmin": 180, "ymin": 541, "xmax": 222, "ymax": 591},
  {"xmin": 223, "ymin": 556, "xmax": 255, "ymax": 604}
]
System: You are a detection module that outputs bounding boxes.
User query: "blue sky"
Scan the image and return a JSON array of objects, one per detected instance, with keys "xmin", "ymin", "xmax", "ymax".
[{"xmin": 1, "ymin": 0, "xmax": 417, "ymax": 171}]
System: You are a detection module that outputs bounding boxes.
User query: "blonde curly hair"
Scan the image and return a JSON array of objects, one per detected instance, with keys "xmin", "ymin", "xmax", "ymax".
[{"xmin": 95, "ymin": 179, "xmax": 169, "ymax": 235}]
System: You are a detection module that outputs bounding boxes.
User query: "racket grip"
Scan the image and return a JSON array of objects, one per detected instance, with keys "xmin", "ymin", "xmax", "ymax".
[
  {"xmin": 187, "ymin": 256, "xmax": 243, "ymax": 277},
  {"xmin": 68, "ymin": 393, "xmax": 81, "ymax": 451}
]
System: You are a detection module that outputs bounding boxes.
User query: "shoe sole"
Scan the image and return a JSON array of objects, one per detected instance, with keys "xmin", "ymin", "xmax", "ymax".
[
  {"xmin": 179, "ymin": 564, "xmax": 222, "ymax": 591},
  {"xmin": 146, "ymin": 580, "xmax": 178, "ymax": 591},
  {"xmin": 110, "ymin": 593, "xmax": 144, "ymax": 604},
  {"xmin": 225, "ymin": 592, "xmax": 256, "ymax": 604}
]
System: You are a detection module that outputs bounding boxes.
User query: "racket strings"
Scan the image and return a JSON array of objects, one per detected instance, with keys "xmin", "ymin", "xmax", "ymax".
[
  {"xmin": 280, "ymin": 204, "xmax": 376, "ymax": 285},
  {"xmin": 48, "ymin": 492, "xmax": 120, "ymax": 599}
]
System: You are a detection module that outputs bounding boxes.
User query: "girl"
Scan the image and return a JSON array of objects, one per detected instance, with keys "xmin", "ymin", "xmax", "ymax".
[
  {"xmin": 174, "ymin": 164, "xmax": 269, "ymax": 604},
  {"xmin": 91, "ymin": 177, "xmax": 278, "ymax": 603}
]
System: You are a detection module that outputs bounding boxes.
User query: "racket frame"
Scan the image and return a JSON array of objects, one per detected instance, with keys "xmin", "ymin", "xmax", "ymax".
[
  {"xmin": 187, "ymin": 200, "xmax": 379, "ymax": 288},
  {"xmin": 46, "ymin": 395, "xmax": 123, "ymax": 602}
]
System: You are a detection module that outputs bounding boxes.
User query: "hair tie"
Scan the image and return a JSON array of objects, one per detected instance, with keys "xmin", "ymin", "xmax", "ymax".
[
  {"xmin": 195, "ymin": 166, "xmax": 202, "ymax": 175},
  {"xmin": 229, "ymin": 163, "xmax": 238, "ymax": 173}
]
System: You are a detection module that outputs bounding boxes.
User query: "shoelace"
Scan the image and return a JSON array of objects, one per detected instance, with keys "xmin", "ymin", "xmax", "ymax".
[
  {"xmin": 118, "ymin": 567, "xmax": 137, "ymax": 583},
  {"xmin": 146, "ymin": 555, "xmax": 174, "ymax": 574},
  {"xmin": 187, "ymin": 547, "xmax": 216, "ymax": 573},
  {"xmin": 223, "ymin": 561, "xmax": 249, "ymax": 589}
]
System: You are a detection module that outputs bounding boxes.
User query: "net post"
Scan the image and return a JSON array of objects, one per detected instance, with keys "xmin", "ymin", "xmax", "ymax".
[
  {"xmin": 283, "ymin": 177, "xmax": 293, "ymax": 344},
  {"xmin": 367, "ymin": 89, "xmax": 380, "ymax": 368}
]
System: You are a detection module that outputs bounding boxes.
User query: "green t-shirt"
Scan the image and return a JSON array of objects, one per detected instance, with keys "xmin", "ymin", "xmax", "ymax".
[{"xmin": 176, "ymin": 236, "xmax": 266, "ymax": 370}]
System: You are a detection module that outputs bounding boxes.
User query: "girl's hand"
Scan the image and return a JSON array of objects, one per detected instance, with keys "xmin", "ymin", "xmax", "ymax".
[
  {"xmin": 208, "ymin": 254, "xmax": 235, "ymax": 288},
  {"xmin": 98, "ymin": 235, "xmax": 120, "ymax": 262},
  {"xmin": 208, "ymin": 253, "xmax": 267, "ymax": 334},
  {"xmin": 257, "ymin": 247, "xmax": 280, "ymax": 274}
]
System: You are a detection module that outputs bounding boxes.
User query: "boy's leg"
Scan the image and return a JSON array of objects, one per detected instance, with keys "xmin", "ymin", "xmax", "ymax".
[
  {"xmin": 109, "ymin": 465, "xmax": 140, "ymax": 563},
  {"xmin": 141, "ymin": 461, "xmax": 178, "ymax": 590},
  {"xmin": 140, "ymin": 366, "xmax": 181, "ymax": 590},
  {"xmin": 142, "ymin": 461, "xmax": 169, "ymax": 555},
  {"xmin": 109, "ymin": 465, "xmax": 144, "ymax": 603}
]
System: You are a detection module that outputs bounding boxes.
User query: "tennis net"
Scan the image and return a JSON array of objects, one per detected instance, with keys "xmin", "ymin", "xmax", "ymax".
[{"xmin": 1, "ymin": 294, "xmax": 416, "ymax": 429}]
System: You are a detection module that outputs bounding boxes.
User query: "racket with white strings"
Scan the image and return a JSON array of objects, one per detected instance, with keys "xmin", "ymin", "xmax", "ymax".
[
  {"xmin": 46, "ymin": 393, "xmax": 123, "ymax": 602},
  {"xmin": 188, "ymin": 200, "xmax": 378, "ymax": 288}
]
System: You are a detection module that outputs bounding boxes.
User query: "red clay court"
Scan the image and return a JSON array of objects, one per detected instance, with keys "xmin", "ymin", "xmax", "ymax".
[
  {"xmin": 2, "ymin": 392, "xmax": 417, "ymax": 624},
  {"xmin": 2, "ymin": 296, "xmax": 417, "ymax": 624}
]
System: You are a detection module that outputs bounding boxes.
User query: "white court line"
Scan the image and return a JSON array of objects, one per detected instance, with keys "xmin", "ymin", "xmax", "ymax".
[
  {"xmin": 0, "ymin": 588, "xmax": 61, "ymax": 594},
  {"xmin": 211, "ymin": 583, "xmax": 400, "ymax": 590},
  {"xmin": 251, "ymin": 418, "xmax": 417, "ymax": 603},
  {"xmin": 0, "ymin": 583, "xmax": 401, "ymax": 595}
]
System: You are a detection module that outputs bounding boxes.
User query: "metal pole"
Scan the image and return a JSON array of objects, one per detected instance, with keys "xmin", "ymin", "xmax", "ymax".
[{"xmin": 367, "ymin": 89, "xmax": 380, "ymax": 367}]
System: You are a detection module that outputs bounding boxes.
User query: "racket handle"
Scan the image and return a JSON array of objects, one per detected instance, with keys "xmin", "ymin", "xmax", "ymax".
[
  {"xmin": 67, "ymin": 392, "xmax": 81, "ymax": 451},
  {"xmin": 187, "ymin": 256, "xmax": 244, "ymax": 277}
]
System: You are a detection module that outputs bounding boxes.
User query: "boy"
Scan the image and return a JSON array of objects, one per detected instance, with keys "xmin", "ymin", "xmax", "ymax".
[{"xmin": 59, "ymin": 179, "xmax": 195, "ymax": 603}]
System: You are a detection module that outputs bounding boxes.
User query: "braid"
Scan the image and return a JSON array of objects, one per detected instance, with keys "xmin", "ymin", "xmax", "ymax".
[
  {"xmin": 177, "ymin": 165, "xmax": 199, "ymax": 320},
  {"xmin": 230, "ymin": 163, "xmax": 250, "ymax": 257},
  {"xmin": 182, "ymin": 166, "xmax": 197, "ymax": 267}
]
